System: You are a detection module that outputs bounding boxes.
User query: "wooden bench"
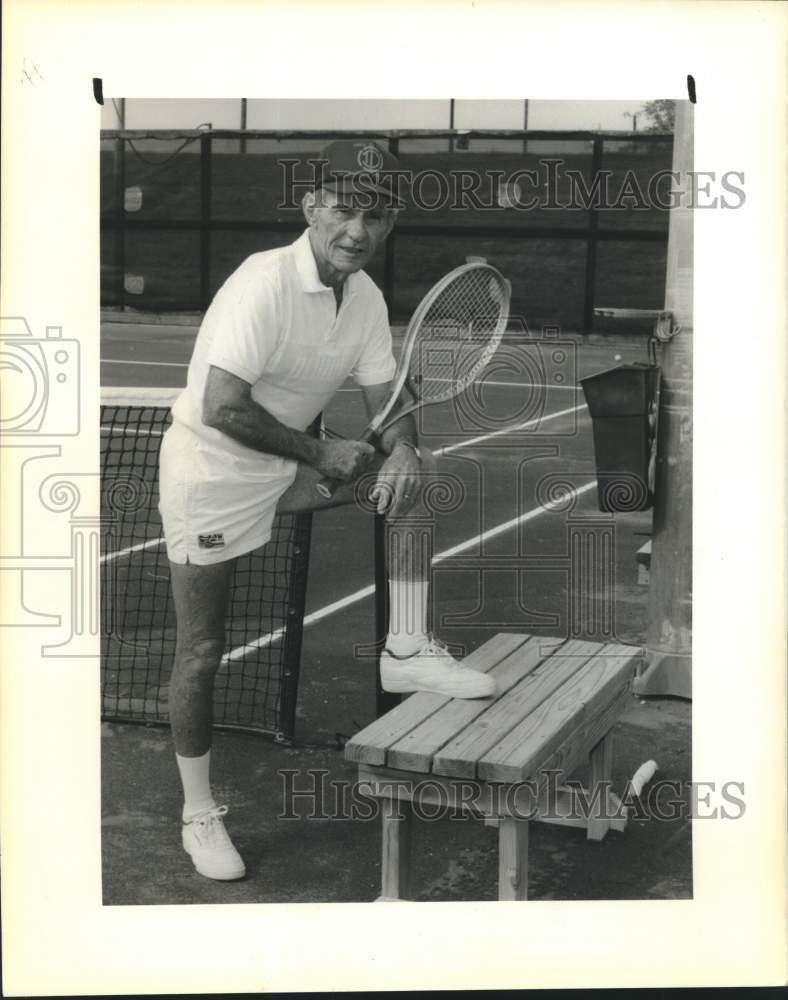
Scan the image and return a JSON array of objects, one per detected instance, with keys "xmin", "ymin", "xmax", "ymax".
[{"xmin": 345, "ymin": 633, "xmax": 642, "ymax": 901}]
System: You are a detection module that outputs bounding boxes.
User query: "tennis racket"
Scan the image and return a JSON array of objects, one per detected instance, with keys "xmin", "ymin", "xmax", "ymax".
[{"xmin": 315, "ymin": 261, "xmax": 511, "ymax": 498}]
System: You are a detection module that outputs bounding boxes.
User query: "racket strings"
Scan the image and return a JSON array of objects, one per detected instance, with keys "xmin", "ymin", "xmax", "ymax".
[{"xmin": 409, "ymin": 269, "xmax": 507, "ymax": 403}]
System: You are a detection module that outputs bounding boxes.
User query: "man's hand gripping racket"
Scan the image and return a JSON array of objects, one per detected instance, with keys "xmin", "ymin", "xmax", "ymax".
[{"xmin": 315, "ymin": 262, "xmax": 511, "ymax": 500}]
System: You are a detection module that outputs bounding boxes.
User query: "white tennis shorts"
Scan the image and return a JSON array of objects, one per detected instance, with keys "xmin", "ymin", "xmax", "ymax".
[{"xmin": 158, "ymin": 422, "xmax": 298, "ymax": 565}]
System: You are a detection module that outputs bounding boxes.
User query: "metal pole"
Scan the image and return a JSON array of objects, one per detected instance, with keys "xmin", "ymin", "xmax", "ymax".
[
  {"xmin": 113, "ymin": 136, "xmax": 125, "ymax": 309},
  {"xmin": 382, "ymin": 136, "xmax": 399, "ymax": 317},
  {"xmin": 240, "ymin": 98, "xmax": 247, "ymax": 154},
  {"xmin": 374, "ymin": 514, "xmax": 399, "ymax": 717},
  {"xmin": 582, "ymin": 136, "xmax": 604, "ymax": 333},
  {"xmin": 111, "ymin": 94, "xmax": 127, "ymax": 309},
  {"xmin": 638, "ymin": 101, "xmax": 693, "ymax": 698},
  {"xmin": 199, "ymin": 133, "xmax": 212, "ymax": 311},
  {"xmin": 523, "ymin": 99, "xmax": 529, "ymax": 155},
  {"xmin": 277, "ymin": 510, "xmax": 315, "ymax": 744},
  {"xmin": 449, "ymin": 98, "xmax": 455, "ymax": 153}
]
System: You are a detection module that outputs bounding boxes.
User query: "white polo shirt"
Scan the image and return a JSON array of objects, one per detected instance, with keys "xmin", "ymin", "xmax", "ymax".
[{"xmin": 170, "ymin": 228, "xmax": 396, "ymax": 479}]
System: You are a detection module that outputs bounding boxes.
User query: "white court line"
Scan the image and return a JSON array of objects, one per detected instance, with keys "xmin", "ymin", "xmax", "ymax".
[
  {"xmin": 100, "ymin": 536, "xmax": 163, "ymax": 564},
  {"xmin": 102, "ymin": 358, "xmax": 189, "ymax": 367},
  {"xmin": 436, "ymin": 402, "xmax": 586, "ymax": 456},
  {"xmin": 429, "ymin": 376, "xmax": 579, "ymax": 391},
  {"xmin": 100, "ymin": 427, "xmax": 165, "ymax": 437},
  {"xmin": 336, "ymin": 380, "xmax": 579, "ymax": 393},
  {"xmin": 222, "ymin": 477, "xmax": 597, "ymax": 661},
  {"xmin": 470, "ymin": 380, "xmax": 578, "ymax": 391}
]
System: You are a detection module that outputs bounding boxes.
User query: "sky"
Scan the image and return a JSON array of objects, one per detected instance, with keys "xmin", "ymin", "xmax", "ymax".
[{"xmin": 100, "ymin": 98, "xmax": 652, "ymax": 132}]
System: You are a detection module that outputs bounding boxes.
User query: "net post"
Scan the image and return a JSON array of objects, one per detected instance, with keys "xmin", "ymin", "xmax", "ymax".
[
  {"xmin": 277, "ymin": 511, "xmax": 313, "ymax": 744},
  {"xmin": 240, "ymin": 97, "xmax": 247, "ymax": 154},
  {"xmin": 276, "ymin": 412, "xmax": 321, "ymax": 743},
  {"xmin": 638, "ymin": 102, "xmax": 693, "ymax": 698},
  {"xmin": 582, "ymin": 136, "xmax": 604, "ymax": 333}
]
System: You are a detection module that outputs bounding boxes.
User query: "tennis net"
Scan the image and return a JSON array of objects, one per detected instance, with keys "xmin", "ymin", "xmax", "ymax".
[{"xmin": 100, "ymin": 387, "xmax": 313, "ymax": 742}]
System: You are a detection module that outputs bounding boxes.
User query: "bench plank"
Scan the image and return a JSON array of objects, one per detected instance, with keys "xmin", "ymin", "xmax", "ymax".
[
  {"xmin": 528, "ymin": 685, "xmax": 633, "ymax": 800},
  {"xmin": 357, "ymin": 763, "xmax": 514, "ymax": 819},
  {"xmin": 387, "ymin": 635, "xmax": 565, "ymax": 773},
  {"xmin": 478, "ymin": 645, "xmax": 638, "ymax": 782},
  {"xmin": 344, "ymin": 632, "xmax": 528, "ymax": 766},
  {"xmin": 432, "ymin": 639, "xmax": 603, "ymax": 778}
]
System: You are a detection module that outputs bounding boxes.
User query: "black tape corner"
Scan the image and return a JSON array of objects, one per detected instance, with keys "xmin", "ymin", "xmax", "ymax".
[
  {"xmin": 686, "ymin": 75, "xmax": 696, "ymax": 104},
  {"xmin": 93, "ymin": 78, "xmax": 104, "ymax": 106}
]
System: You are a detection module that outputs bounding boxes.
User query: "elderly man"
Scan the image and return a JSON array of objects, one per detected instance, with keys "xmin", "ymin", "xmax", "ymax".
[{"xmin": 158, "ymin": 140, "xmax": 495, "ymax": 882}]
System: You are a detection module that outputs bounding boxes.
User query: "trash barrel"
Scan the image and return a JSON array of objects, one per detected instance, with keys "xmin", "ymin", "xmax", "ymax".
[{"xmin": 580, "ymin": 363, "xmax": 661, "ymax": 512}]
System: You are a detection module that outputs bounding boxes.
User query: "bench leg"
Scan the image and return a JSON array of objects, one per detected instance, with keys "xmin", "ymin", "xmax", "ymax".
[
  {"xmin": 498, "ymin": 817, "xmax": 529, "ymax": 900},
  {"xmin": 379, "ymin": 796, "xmax": 413, "ymax": 901},
  {"xmin": 587, "ymin": 731, "xmax": 614, "ymax": 841}
]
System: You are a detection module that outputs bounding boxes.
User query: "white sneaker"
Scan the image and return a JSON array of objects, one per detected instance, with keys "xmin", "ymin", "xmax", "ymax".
[
  {"xmin": 380, "ymin": 637, "xmax": 497, "ymax": 699},
  {"xmin": 182, "ymin": 805, "xmax": 246, "ymax": 881}
]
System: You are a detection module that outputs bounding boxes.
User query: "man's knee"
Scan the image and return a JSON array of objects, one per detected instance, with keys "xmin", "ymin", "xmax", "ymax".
[{"xmin": 175, "ymin": 635, "xmax": 226, "ymax": 676}]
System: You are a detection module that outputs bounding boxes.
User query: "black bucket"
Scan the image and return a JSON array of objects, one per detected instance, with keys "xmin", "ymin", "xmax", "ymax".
[{"xmin": 580, "ymin": 363, "xmax": 661, "ymax": 512}]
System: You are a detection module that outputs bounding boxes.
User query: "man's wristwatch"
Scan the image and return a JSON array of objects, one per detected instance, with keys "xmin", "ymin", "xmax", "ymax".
[{"xmin": 396, "ymin": 439, "xmax": 422, "ymax": 461}]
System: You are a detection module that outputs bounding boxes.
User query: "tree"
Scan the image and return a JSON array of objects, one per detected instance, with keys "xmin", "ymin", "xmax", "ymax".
[{"xmin": 640, "ymin": 100, "xmax": 676, "ymax": 133}]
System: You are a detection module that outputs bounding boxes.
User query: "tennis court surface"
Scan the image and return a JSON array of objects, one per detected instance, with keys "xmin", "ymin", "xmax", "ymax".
[{"xmin": 101, "ymin": 316, "xmax": 691, "ymax": 904}]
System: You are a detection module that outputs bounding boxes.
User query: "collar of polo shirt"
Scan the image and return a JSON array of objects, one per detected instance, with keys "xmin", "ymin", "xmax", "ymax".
[{"xmin": 293, "ymin": 229, "xmax": 358, "ymax": 299}]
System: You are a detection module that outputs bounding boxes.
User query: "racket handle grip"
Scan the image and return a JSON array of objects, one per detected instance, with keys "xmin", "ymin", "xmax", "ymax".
[
  {"xmin": 315, "ymin": 476, "xmax": 342, "ymax": 500},
  {"xmin": 314, "ymin": 426, "xmax": 379, "ymax": 499}
]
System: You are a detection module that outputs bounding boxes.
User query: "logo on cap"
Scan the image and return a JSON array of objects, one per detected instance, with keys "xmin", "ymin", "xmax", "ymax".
[{"xmin": 357, "ymin": 143, "xmax": 384, "ymax": 173}]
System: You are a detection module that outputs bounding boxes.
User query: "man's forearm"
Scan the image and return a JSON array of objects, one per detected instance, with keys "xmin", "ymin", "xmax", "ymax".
[
  {"xmin": 204, "ymin": 396, "xmax": 321, "ymax": 466},
  {"xmin": 378, "ymin": 414, "xmax": 418, "ymax": 455}
]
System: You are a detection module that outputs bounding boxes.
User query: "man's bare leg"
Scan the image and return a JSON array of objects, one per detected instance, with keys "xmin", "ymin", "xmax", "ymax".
[
  {"xmin": 169, "ymin": 558, "xmax": 234, "ymax": 758},
  {"xmin": 168, "ymin": 557, "xmax": 245, "ymax": 880},
  {"xmin": 278, "ymin": 448, "xmax": 432, "ymax": 643},
  {"xmin": 278, "ymin": 451, "xmax": 494, "ymax": 698},
  {"xmin": 277, "ymin": 449, "xmax": 434, "ymax": 615}
]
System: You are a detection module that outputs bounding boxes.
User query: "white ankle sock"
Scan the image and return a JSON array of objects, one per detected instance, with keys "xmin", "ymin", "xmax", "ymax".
[
  {"xmin": 386, "ymin": 578, "xmax": 429, "ymax": 657},
  {"xmin": 176, "ymin": 750, "xmax": 217, "ymax": 822}
]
